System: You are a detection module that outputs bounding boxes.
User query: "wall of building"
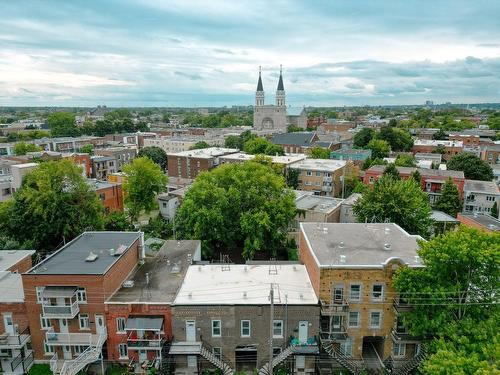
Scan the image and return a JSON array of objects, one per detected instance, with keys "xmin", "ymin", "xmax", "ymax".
[
  {"xmin": 7, "ymin": 255, "xmax": 32, "ymax": 274},
  {"xmin": 96, "ymin": 184, "xmax": 124, "ymax": 213},
  {"xmin": 167, "ymin": 156, "xmax": 212, "ymax": 179},
  {"xmin": 0, "ymin": 303, "xmax": 29, "ymax": 334}
]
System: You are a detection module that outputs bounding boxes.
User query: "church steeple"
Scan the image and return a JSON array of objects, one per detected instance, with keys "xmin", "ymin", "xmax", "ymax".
[
  {"xmin": 275, "ymin": 64, "xmax": 285, "ymax": 107},
  {"xmin": 255, "ymin": 66, "xmax": 265, "ymax": 106}
]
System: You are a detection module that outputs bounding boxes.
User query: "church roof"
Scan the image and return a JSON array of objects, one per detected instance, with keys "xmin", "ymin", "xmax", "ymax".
[
  {"xmin": 257, "ymin": 70, "xmax": 264, "ymax": 92},
  {"xmin": 277, "ymin": 68, "xmax": 284, "ymax": 91}
]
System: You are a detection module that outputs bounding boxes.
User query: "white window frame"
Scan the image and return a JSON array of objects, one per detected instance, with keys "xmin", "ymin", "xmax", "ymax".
[
  {"xmin": 40, "ymin": 315, "xmax": 51, "ymax": 330},
  {"xmin": 79, "ymin": 314, "xmax": 90, "ymax": 330},
  {"xmin": 371, "ymin": 284, "xmax": 384, "ymax": 302},
  {"xmin": 349, "ymin": 283, "xmax": 361, "ymax": 302},
  {"xmin": 116, "ymin": 317, "xmax": 126, "ymax": 333},
  {"xmin": 77, "ymin": 287, "xmax": 87, "ymax": 303},
  {"xmin": 211, "ymin": 320, "xmax": 222, "ymax": 337},
  {"xmin": 348, "ymin": 311, "xmax": 360, "ymax": 328},
  {"xmin": 393, "ymin": 342, "xmax": 406, "ymax": 357},
  {"xmin": 44, "ymin": 340, "xmax": 54, "ymax": 355},
  {"xmin": 241, "ymin": 320, "xmax": 251, "ymax": 338},
  {"xmin": 306, "ymin": 171, "xmax": 312, "ymax": 176},
  {"xmin": 369, "ymin": 311, "xmax": 382, "ymax": 328},
  {"xmin": 212, "ymin": 347, "xmax": 222, "ymax": 361},
  {"xmin": 118, "ymin": 343, "xmax": 128, "ymax": 359},
  {"xmin": 36, "ymin": 287, "xmax": 44, "ymax": 303},
  {"xmin": 339, "ymin": 339, "xmax": 353, "ymax": 356},
  {"xmin": 273, "ymin": 320, "xmax": 283, "ymax": 338}
]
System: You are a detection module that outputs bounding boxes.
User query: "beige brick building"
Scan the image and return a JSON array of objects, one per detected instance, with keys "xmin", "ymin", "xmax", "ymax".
[{"xmin": 289, "ymin": 159, "xmax": 348, "ymax": 197}]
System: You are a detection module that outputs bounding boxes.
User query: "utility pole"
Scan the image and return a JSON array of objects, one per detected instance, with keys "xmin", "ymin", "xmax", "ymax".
[{"xmin": 269, "ymin": 283, "xmax": 274, "ymax": 375}]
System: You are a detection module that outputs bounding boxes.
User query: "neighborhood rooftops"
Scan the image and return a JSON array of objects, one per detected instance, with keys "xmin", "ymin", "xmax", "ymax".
[
  {"xmin": 0, "ymin": 272, "xmax": 25, "ymax": 303},
  {"xmin": 366, "ymin": 165, "xmax": 465, "ymax": 179},
  {"xmin": 169, "ymin": 147, "xmax": 239, "ymax": 159},
  {"xmin": 289, "ymin": 158, "xmax": 347, "ymax": 172},
  {"xmin": 0, "ymin": 250, "xmax": 35, "ymax": 271},
  {"xmin": 464, "ymin": 179, "xmax": 500, "ymax": 195},
  {"xmin": 300, "ymin": 222, "xmax": 422, "ymax": 268},
  {"xmin": 28, "ymin": 232, "xmax": 142, "ymax": 275},
  {"xmin": 295, "ymin": 195, "xmax": 343, "ymax": 213},
  {"xmin": 173, "ymin": 264, "xmax": 318, "ymax": 305},
  {"xmin": 220, "ymin": 152, "xmax": 306, "ymax": 165},
  {"xmin": 271, "ymin": 132, "xmax": 317, "ymax": 146}
]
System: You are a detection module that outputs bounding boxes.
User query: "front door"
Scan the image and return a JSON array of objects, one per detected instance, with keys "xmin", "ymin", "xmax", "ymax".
[
  {"xmin": 95, "ymin": 315, "xmax": 105, "ymax": 334},
  {"xmin": 63, "ymin": 346, "xmax": 72, "ymax": 360},
  {"xmin": 187, "ymin": 355, "xmax": 197, "ymax": 368},
  {"xmin": 59, "ymin": 319, "xmax": 69, "ymax": 333},
  {"xmin": 3, "ymin": 314, "xmax": 14, "ymax": 335},
  {"xmin": 298, "ymin": 321, "xmax": 308, "ymax": 343},
  {"xmin": 186, "ymin": 320, "xmax": 196, "ymax": 342}
]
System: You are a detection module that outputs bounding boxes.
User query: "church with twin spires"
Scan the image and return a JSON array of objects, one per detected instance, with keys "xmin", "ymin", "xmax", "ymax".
[{"xmin": 253, "ymin": 65, "xmax": 288, "ymax": 132}]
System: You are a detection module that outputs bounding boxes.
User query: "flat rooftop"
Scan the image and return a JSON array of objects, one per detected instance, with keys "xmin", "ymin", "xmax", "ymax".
[
  {"xmin": 220, "ymin": 152, "xmax": 306, "ymax": 165},
  {"xmin": 296, "ymin": 195, "xmax": 343, "ymax": 213},
  {"xmin": 431, "ymin": 210, "xmax": 460, "ymax": 223},
  {"xmin": 460, "ymin": 213, "xmax": 500, "ymax": 231},
  {"xmin": 0, "ymin": 272, "xmax": 24, "ymax": 303},
  {"xmin": 28, "ymin": 232, "xmax": 141, "ymax": 275},
  {"xmin": 108, "ymin": 240, "xmax": 201, "ymax": 304},
  {"xmin": 367, "ymin": 165, "xmax": 464, "ymax": 179},
  {"xmin": 464, "ymin": 179, "xmax": 500, "ymax": 195},
  {"xmin": 301, "ymin": 223, "xmax": 422, "ymax": 268},
  {"xmin": 0, "ymin": 250, "xmax": 35, "ymax": 271},
  {"xmin": 174, "ymin": 264, "xmax": 318, "ymax": 305},
  {"xmin": 86, "ymin": 179, "xmax": 121, "ymax": 190},
  {"xmin": 290, "ymin": 159, "xmax": 347, "ymax": 172},
  {"xmin": 414, "ymin": 139, "xmax": 463, "ymax": 147},
  {"xmin": 169, "ymin": 147, "xmax": 239, "ymax": 159}
]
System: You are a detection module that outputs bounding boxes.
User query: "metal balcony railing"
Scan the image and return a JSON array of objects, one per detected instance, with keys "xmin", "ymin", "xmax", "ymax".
[
  {"xmin": 42, "ymin": 300, "xmax": 79, "ymax": 318},
  {"xmin": 0, "ymin": 326, "xmax": 30, "ymax": 347}
]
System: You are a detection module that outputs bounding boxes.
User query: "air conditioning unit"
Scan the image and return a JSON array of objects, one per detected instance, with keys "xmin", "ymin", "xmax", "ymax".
[{"xmin": 122, "ymin": 280, "xmax": 134, "ymax": 288}]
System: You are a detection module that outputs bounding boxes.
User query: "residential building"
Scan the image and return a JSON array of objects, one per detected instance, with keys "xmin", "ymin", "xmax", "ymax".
[
  {"xmin": 339, "ymin": 193, "xmax": 362, "ymax": 223},
  {"xmin": 69, "ymin": 153, "xmax": 92, "ymax": 177},
  {"xmin": 107, "ymin": 172, "xmax": 127, "ymax": 185},
  {"xmin": 158, "ymin": 186, "xmax": 190, "ymax": 220},
  {"xmin": 167, "ymin": 147, "xmax": 239, "ymax": 180},
  {"xmin": 106, "ymin": 240, "xmax": 201, "ymax": 371},
  {"xmin": 408, "ymin": 128, "xmax": 439, "ymax": 140},
  {"xmin": 463, "ymin": 180, "xmax": 500, "ymax": 217},
  {"xmin": 0, "ymin": 250, "xmax": 36, "ymax": 375},
  {"xmin": 414, "ymin": 153, "xmax": 442, "ymax": 166},
  {"xmin": 299, "ymin": 223, "xmax": 425, "ymax": 374},
  {"xmin": 219, "ymin": 152, "xmax": 306, "ymax": 168},
  {"xmin": 481, "ymin": 144, "xmax": 500, "ymax": 165},
  {"xmin": 363, "ymin": 165, "xmax": 465, "ymax": 204},
  {"xmin": 0, "ymin": 144, "xmax": 15, "ymax": 156},
  {"xmin": 88, "ymin": 180, "xmax": 124, "ymax": 213},
  {"xmin": 34, "ymin": 137, "xmax": 106, "ymax": 153},
  {"xmin": 270, "ymin": 132, "xmax": 320, "ymax": 154},
  {"xmin": 169, "ymin": 264, "xmax": 319, "ymax": 374},
  {"xmin": 457, "ymin": 212, "xmax": 500, "ymax": 232},
  {"xmin": 411, "ymin": 140, "xmax": 463, "ymax": 161},
  {"xmin": 22, "ymin": 231, "xmax": 144, "ymax": 373},
  {"xmin": 10, "ymin": 163, "xmax": 38, "ymax": 192},
  {"xmin": 289, "ymin": 159, "xmax": 348, "ymax": 197},
  {"xmin": 430, "ymin": 210, "xmax": 460, "ymax": 235},
  {"xmin": 492, "ymin": 165, "xmax": 500, "ymax": 186},
  {"xmin": 0, "ymin": 176, "xmax": 13, "ymax": 202},
  {"xmin": 94, "ymin": 147, "xmax": 137, "ymax": 171},
  {"xmin": 330, "ymin": 148, "xmax": 371, "ymax": 165},
  {"xmin": 318, "ymin": 120, "xmax": 356, "ymax": 133},
  {"xmin": 91, "ymin": 156, "xmax": 117, "ymax": 180},
  {"xmin": 0, "ymin": 159, "xmax": 20, "ymax": 176}
]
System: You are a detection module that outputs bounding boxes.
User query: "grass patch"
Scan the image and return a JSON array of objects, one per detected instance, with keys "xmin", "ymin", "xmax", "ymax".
[{"xmin": 28, "ymin": 364, "xmax": 52, "ymax": 375}]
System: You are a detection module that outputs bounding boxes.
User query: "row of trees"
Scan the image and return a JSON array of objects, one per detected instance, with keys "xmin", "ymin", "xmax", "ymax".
[
  {"xmin": 182, "ymin": 110, "xmax": 253, "ymax": 128},
  {"xmin": 353, "ymin": 126, "xmax": 414, "ymax": 155},
  {"xmin": 224, "ymin": 130, "xmax": 285, "ymax": 156}
]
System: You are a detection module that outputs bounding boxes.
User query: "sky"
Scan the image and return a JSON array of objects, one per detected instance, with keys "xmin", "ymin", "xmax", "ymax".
[{"xmin": 1, "ymin": 0, "xmax": 499, "ymax": 107}]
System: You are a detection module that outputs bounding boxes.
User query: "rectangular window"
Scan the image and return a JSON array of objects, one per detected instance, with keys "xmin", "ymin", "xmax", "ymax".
[
  {"xmin": 306, "ymin": 171, "xmax": 312, "ymax": 176},
  {"xmin": 339, "ymin": 339, "xmax": 353, "ymax": 356},
  {"xmin": 40, "ymin": 315, "xmax": 51, "ymax": 330},
  {"xmin": 116, "ymin": 317, "xmax": 126, "ymax": 333},
  {"xmin": 333, "ymin": 285, "xmax": 344, "ymax": 303},
  {"xmin": 212, "ymin": 320, "xmax": 221, "ymax": 337},
  {"xmin": 316, "ymin": 171, "xmax": 321, "ymax": 177},
  {"xmin": 393, "ymin": 343, "xmax": 406, "ymax": 357},
  {"xmin": 36, "ymin": 287, "xmax": 44, "ymax": 303},
  {"xmin": 213, "ymin": 347, "xmax": 221, "ymax": 361},
  {"xmin": 241, "ymin": 320, "xmax": 251, "ymax": 338},
  {"xmin": 118, "ymin": 343, "xmax": 128, "ymax": 359},
  {"xmin": 77, "ymin": 287, "xmax": 87, "ymax": 303},
  {"xmin": 348, "ymin": 312, "xmax": 359, "ymax": 328},
  {"xmin": 273, "ymin": 320, "xmax": 283, "ymax": 338},
  {"xmin": 372, "ymin": 284, "xmax": 384, "ymax": 302},
  {"xmin": 369, "ymin": 311, "xmax": 382, "ymax": 328},
  {"xmin": 44, "ymin": 340, "xmax": 54, "ymax": 355},
  {"xmin": 349, "ymin": 284, "xmax": 361, "ymax": 302},
  {"xmin": 79, "ymin": 314, "xmax": 90, "ymax": 330}
]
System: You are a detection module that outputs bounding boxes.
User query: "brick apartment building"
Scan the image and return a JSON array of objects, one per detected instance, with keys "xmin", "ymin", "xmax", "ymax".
[
  {"xmin": 0, "ymin": 250, "xmax": 35, "ymax": 375},
  {"xmin": 167, "ymin": 147, "xmax": 238, "ymax": 180},
  {"xmin": 87, "ymin": 180, "xmax": 124, "ymax": 213},
  {"xmin": 299, "ymin": 223, "xmax": 425, "ymax": 375},
  {"xmin": 91, "ymin": 156, "xmax": 117, "ymax": 180},
  {"xmin": 289, "ymin": 159, "xmax": 348, "ymax": 197},
  {"xmin": 363, "ymin": 165, "xmax": 465, "ymax": 204},
  {"xmin": 22, "ymin": 232, "xmax": 143, "ymax": 374},
  {"xmin": 411, "ymin": 140, "xmax": 463, "ymax": 161},
  {"xmin": 481, "ymin": 144, "xmax": 500, "ymax": 165}
]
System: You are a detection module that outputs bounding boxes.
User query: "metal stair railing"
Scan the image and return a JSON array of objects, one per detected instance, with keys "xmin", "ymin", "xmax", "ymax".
[
  {"xmin": 58, "ymin": 328, "xmax": 107, "ymax": 375},
  {"xmin": 199, "ymin": 339, "xmax": 234, "ymax": 375},
  {"xmin": 392, "ymin": 345, "xmax": 427, "ymax": 375},
  {"xmin": 322, "ymin": 341, "xmax": 363, "ymax": 375}
]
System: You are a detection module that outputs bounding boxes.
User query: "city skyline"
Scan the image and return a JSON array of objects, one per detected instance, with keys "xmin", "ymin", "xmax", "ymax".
[{"xmin": 1, "ymin": 0, "xmax": 499, "ymax": 107}]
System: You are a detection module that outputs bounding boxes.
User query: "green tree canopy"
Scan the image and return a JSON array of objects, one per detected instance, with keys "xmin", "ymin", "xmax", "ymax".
[
  {"xmin": 307, "ymin": 147, "xmax": 330, "ymax": 159},
  {"xmin": 433, "ymin": 178, "xmax": 462, "ymax": 217},
  {"xmin": 174, "ymin": 161, "xmax": 296, "ymax": 260},
  {"xmin": 224, "ymin": 130, "xmax": 256, "ymax": 150},
  {"xmin": 382, "ymin": 163, "xmax": 401, "ymax": 180},
  {"xmin": 190, "ymin": 141, "xmax": 210, "ymax": 150},
  {"xmin": 353, "ymin": 128, "xmax": 375, "ymax": 148},
  {"xmin": 447, "ymin": 153, "xmax": 494, "ymax": 181},
  {"xmin": 353, "ymin": 176, "xmax": 433, "ymax": 237},
  {"xmin": 377, "ymin": 126, "xmax": 414, "ymax": 151},
  {"xmin": 394, "ymin": 154, "xmax": 417, "ymax": 167},
  {"xmin": 138, "ymin": 146, "xmax": 168, "ymax": 171},
  {"xmin": 13, "ymin": 141, "xmax": 42, "ymax": 155},
  {"xmin": 367, "ymin": 138, "xmax": 390, "ymax": 159},
  {"xmin": 0, "ymin": 159, "xmax": 103, "ymax": 252},
  {"xmin": 78, "ymin": 144, "xmax": 94, "ymax": 155},
  {"xmin": 243, "ymin": 137, "xmax": 284, "ymax": 156},
  {"xmin": 123, "ymin": 157, "xmax": 168, "ymax": 221},
  {"xmin": 47, "ymin": 112, "xmax": 78, "ymax": 137},
  {"xmin": 491, "ymin": 201, "xmax": 499, "ymax": 218}
]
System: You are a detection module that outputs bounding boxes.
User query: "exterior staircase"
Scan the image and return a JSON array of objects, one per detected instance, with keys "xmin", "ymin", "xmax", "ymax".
[
  {"xmin": 257, "ymin": 345, "xmax": 296, "ymax": 375},
  {"xmin": 199, "ymin": 340, "xmax": 234, "ymax": 375},
  {"xmin": 322, "ymin": 341, "xmax": 363, "ymax": 375},
  {"xmin": 50, "ymin": 328, "xmax": 107, "ymax": 375},
  {"xmin": 388, "ymin": 345, "xmax": 427, "ymax": 375}
]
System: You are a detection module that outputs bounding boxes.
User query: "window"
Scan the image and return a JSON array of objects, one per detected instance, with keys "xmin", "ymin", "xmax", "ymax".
[
  {"xmin": 372, "ymin": 284, "xmax": 384, "ymax": 301},
  {"xmin": 273, "ymin": 320, "xmax": 283, "ymax": 338},
  {"xmin": 79, "ymin": 314, "xmax": 90, "ymax": 330},
  {"xmin": 486, "ymin": 195, "xmax": 496, "ymax": 202},
  {"xmin": 333, "ymin": 285, "xmax": 344, "ymax": 303},
  {"xmin": 369, "ymin": 176, "xmax": 375, "ymax": 184},
  {"xmin": 339, "ymin": 339, "xmax": 353, "ymax": 356},
  {"xmin": 212, "ymin": 320, "xmax": 221, "ymax": 337},
  {"xmin": 241, "ymin": 320, "xmax": 251, "ymax": 337},
  {"xmin": 316, "ymin": 171, "xmax": 321, "ymax": 177},
  {"xmin": 118, "ymin": 343, "xmax": 128, "ymax": 359},
  {"xmin": 348, "ymin": 312, "xmax": 359, "ymax": 328},
  {"xmin": 306, "ymin": 171, "xmax": 312, "ymax": 176},
  {"xmin": 349, "ymin": 284, "xmax": 361, "ymax": 302},
  {"xmin": 213, "ymin": 347, "xmax": 222, "ymax": 361},
  {"xmin": 44, "ymin": 340, "xmax": 54, "ymax": 355},
  {"xmin": 332, "ymin": 315, "xmax": 343, "ymax": 331},
  {"xmin": 393, "ymin": 343, "xmax": 406, "ymax": 357},
  {"xmin": 36, "ymin": 287, "xmax": 44, "ymax": 303},
  {"xmin": 99, "ymin": 193, "xmax": 106, "ymax": 201},
  {"xmin": 116, "ymin": 317, "xmax": 126, "ymax": 333},
  {"xmin": 273, "ymin": 347, "xmax": 282, "ymax": 355},
  {"xmin": 77, "ymin": 287, "xmax": 87, "ymax": 303},
  {"xmin": 74, "ymin": 345, "xmax": 88, "ymax": 355},
  {"xmin": 369, "ymin": 311, "xmax": 381, "ymax": 328},
  {"xmin": 40, "ymin": 315, "xmax": 51, "ymax": 330}
]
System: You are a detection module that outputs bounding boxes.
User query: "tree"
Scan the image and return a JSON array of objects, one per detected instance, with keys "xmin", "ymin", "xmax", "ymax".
[
  {"xmin": 13, "ymin": 141, "xmax": 42, "ymax": 155},
  {"xmin": 491, "ymin": 201, "xmax": 499, "ymax": 218},
  {"xmin": 224, "ymin": 135, "xmax": 241, "ymax": 149},
  {"xmin": 366, "ymin": 139, "xmax": 390, "ymax": 159},
  {"xmin": 433, "ymin": 145, "xmax": 446, "ymax": 154},
  {"xmin": 410, "ymin": 170, "xmax": 422, "ymax": 184},
  {"xmin": 377, "ymin": 126, "xmax": 413, "ymax": 151},
  {"xmin": 174, "ymin": 161, "xmax": 296, "ymax": 260},
  {"xmin": 432, "ymin": 129, "xmax": 447, "ymax": 140},
  {"xmin": 447, "ymin": 153, "xmax": 494, "ymax": 181},
  {"xmin": 190, "ymin": 141, "xmax": 210, "ymax": 150},
  {"xmin": 0, "ymin": 159, "xmax": 104, "ymax": 252},
  {"xmin": 243, "ymin": 137, "xmax": 284, "ymax": 156},
  {"xmin": 388, "ymin": 118, "xmax": 398, "ymax": 127},
  {"xmin": 353, "ymin": 128, "xmax": 375, "ymax": 148},
  {"xmin": 123, "ymin": 157, "xmax": 168, "ymax": 221},
  {"xmin": 286, "ymin": 169, "xmax": 299, "ymax": 189},
  {"xmin": 47, "ymin": 112, "xmax": 79, "ymax": 137},
  {"xmin": 394, "ymin": 154, "xmax": 416, "ymax": 167},
  {"xmin": 138, "ymin": 146, "xmax": 168, "ymax": 171},
  {"xmin": 353, "ymin": 176, "xmax": 433, "ymax": 237},
  {"xmin": 307, "ymin": 147, "xmax": 330, "ymax": 159},
  {"xmin": 287, "ymin": 125, "xmax": 303, "ymax": 133},
  {"xmin": 362, "ymin": 157, "xmax": 387, "ymax": 170},
  {"xmin": 434, "ymin": 178, "xmax": 462, "ymax": 217},
  {"xmin": 79, "ymin": 144, "xmax": 94, "ymax": 155},
  {"xmin": 104, "ymin": 211, "xmax": 133, "ymax": 231},
  {"xmin": 382, "ymin": 163, "xmax": 401, "ymax": 180}
]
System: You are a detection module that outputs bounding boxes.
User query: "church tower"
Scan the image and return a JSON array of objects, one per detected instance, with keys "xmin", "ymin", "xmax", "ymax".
[
  {"xmin": 275, "ymin": 64, "xmax": 285, "ymax": 107},
  {"xmin": 255, "ymin": 66, "xmax": 265, "ymax": 106}
]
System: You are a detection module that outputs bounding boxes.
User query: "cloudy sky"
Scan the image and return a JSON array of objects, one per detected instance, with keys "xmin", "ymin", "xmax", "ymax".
[{"xmin": 1, "ymin": 0, "xmax": 499, "ymax": 107}]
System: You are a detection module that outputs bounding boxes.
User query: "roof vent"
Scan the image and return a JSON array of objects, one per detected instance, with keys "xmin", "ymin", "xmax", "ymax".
[
  {"xmin": 340, "ymin": 255, "xmax": 346, "ymax": 263},
  {"xmin": 383, "ymin": 243, "xmax": 391, "ymax": 251},
  {"xmin": 188, "ymin": 292, "xmax": 192, "ymax": 299},
  {"xmin": 385, "ymin": 227, "xmax": 391, "ymax": 234},
  {"xmin": 85, "ymin": 251, "xmax": 98, "ymax": 262},
  {"xmin": 243, "ymin": 292, "xmax": 247, "ymax": 299},
  {"xmin": 108, "ymin": 248, "xmax": 115, "ymax": 256},
  {"xmin": 123, "ymin": 280, "xmax": 134, "ymax": 288},
  {"xmin": 299, "ymin": 293, "xmax": 304, "ymax": 299},
  {"xmin": 114, "ymin": 244, "xmax": 127, "ymax": 256},
  {"xmin": 339, "ymin": 241, "xmax": 345, "ymax": 249},
  {"xmin": 323, "ymin": 226, "xmax": 328, "ymax": 234}
]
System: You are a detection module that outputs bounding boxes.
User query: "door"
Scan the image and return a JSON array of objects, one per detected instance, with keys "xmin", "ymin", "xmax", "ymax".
[
  {"xmin": 63, "ymin": 346, "xmax": 72, "ymax": 360},
  {"xmin": 139, "ymin": 350, "xmax": 147, "ymax": 362},
  {"xmin": 298, "ymin": 321, "xmax": 308, "ymax": 343},
  {"xmin": 295, "ymin": 355, "xmax": 305, "ymax": 370},
  {"xmin": 185, "ymin": 320, "xmax": 196, "ymax": 342},
  {"xmin": 3, "ymin": 314, "xmax": 14, "ymax": 335},
  {"xmin": 95, "ymin": 315, "xmax": 105, "ymax": 334},
  {"xmin": 59, "ymin": 319, "xmax": 69, "ymax": 333}
]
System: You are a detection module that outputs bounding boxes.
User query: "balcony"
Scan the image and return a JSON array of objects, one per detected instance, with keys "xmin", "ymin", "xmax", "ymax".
[
  {"xmin": 0, "ymin": 327, "xmax": 30, "ymax": 349},
  {"xmin": 45, "ymin": 330, "xmax": 101, "ymax": 347},
  {"xmin": 322, "ymin": 186, "xmax": 333, "ymax": 192},
  {"xmin": 391, "ymin": 328, "xmax": 421, "ymax": 344},
  {"xmin": 393, "ymin": 298, "xmax": 413, "ymax": 313},
  {"xmin": 125, "ymin": 316, "xmax": 164, "ymax": 351},
  {"xmin": 127, "ymin": 336, "xmax": 163, "ymax": 350},
  {"xmin": 323, "ymin": 177, "xmax": 333, "ymax": 183},
  {"xmin": 5, "ymin": 350, "xmax": 34, "ymax": 374},
  {"xmin": 41, "ymin": 286, "xmax": 79, "ymax": 318},
  {"xmin": 319, "ymin": 330, "xmax": 348, "ymax": 342},
  {"xmin": 321, "ymin": 299, "xmax": 349, "ymax": 315},
  {"xmin": 42, "ymin": 300, "xmax": 79, "ymax": 319}
]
